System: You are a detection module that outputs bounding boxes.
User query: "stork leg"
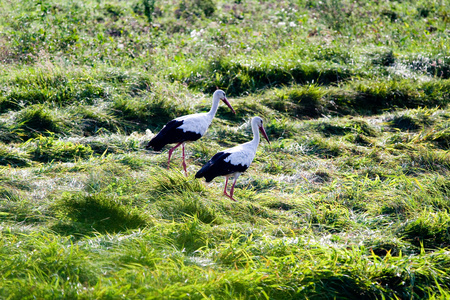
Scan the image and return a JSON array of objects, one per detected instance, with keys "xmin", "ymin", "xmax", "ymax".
[
  {"xmin": 167, "ymin": 142, "xmax": 183, "ymax": 170},
  {"xmin": 223, "ymin": 174, "xmax": 239, "ymax": 202},
  {"xmin": 228, "ymin": 174, "xmax": 240, "ymax": 202},
  {"xmin": 181, "ymin": 143, "xmax": 187, "ymax": 176},
  {"xmin": 223, "ymin": 176, "xmax": 229, "ymax": 196}
]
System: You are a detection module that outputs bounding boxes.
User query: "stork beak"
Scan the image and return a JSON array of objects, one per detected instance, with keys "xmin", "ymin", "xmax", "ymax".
[
  {"xmin": 222, "ymin": 97, "xmax": 236, "ymax": 114},
  {"xmin": 259, "ymin": 126, "xmax": 270, "ymax": 144}
]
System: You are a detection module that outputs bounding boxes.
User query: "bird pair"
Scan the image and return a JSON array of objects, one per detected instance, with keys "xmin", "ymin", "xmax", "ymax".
[{"xmin": 146, "ymin": 90, "xmax": 270, "ymax": 201}]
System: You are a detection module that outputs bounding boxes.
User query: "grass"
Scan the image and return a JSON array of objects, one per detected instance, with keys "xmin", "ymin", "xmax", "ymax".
[
  {"xmin": 0, "ymin": 0, "xmax": 450, "ymax": 298},
  {"xmin": 51, "ymin": 191, "xmax": 150, "ymax": 236}
]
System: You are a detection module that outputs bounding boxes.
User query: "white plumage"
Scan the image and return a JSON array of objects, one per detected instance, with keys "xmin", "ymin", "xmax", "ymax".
[
  {"xmin": 223, "ymin": 143, "xmax": 257, "ymax": 167},
  {"xmin": 195, "ymin": 116, "xmax": 270, "ymax": 201},
  {"xmin": 177, "ymin": 113, "xmax": 213, "ymax": 136}
]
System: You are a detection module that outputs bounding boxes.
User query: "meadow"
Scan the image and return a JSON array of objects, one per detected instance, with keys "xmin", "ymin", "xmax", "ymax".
[{"xmin": 0, "ymin": 0, "xmax": 449, "ymax": 298}]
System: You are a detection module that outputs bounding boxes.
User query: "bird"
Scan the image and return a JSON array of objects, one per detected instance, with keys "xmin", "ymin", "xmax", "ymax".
[
  {"xmin": 195, "ymin": 116, "xmax": 270, "ymax": 201},
  {"xmin": 146, "ymin": 89, "xmax": 235, "ymax": 175}
]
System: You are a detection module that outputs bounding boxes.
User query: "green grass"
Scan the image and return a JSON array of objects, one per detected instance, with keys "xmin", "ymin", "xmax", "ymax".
[
  {"xmin": 51, "ymin": 191, "xmax": 150, "ymax": 236},
  {"xmin": 0, "ymin": 0, "xmax": 450, "ymax": 299},
  {"xmin": 0, "ymin": 143, "xmax": 30, "ymax": 167}
]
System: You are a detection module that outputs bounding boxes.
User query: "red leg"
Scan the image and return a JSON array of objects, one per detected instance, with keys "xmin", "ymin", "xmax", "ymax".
[
  {"xmin": 223, "ymin": 174, "xmax": 239, "ymax": 202},
  {"xmin": 228, "ymin": 174, "xmax": 240, "ymax": 202},
  {"xmin": 167, "ymin": 142, "xmax": 183, "ymax": 170},
  {"xmin": 223, "ymin": 177, "xmax": 229, "ymax": 196},
  {"xmin": 181, "ymin": 143, "xmax": 187, "ymax": 176}
]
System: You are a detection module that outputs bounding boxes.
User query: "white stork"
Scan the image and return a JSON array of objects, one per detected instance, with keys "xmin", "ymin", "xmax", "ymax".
[
  {"xmin": 146, "ymin": 90, "xmax": 235, "ymax": 175},
  {"xmin": 195, "ymin": 116, "xmax": 270, "ymax": 201}
]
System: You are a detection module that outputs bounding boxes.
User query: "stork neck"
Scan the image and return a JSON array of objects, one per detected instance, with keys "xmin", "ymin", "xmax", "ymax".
[
  {"xmin": 206, "ymin": 97, "xmax": 220, "ymax": 119},
  {"xmin": 251, "ymin": 122, "xmax": 260, "ymax": 146}
]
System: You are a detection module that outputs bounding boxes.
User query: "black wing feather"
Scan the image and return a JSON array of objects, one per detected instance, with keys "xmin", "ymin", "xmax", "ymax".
[
  {"xmin": 146, "ymin": 119, "xmax": 202, "ymax": 151},
  {"xmin": 195, "ymin": 152, "xmax": 248, "ymax": 182}
]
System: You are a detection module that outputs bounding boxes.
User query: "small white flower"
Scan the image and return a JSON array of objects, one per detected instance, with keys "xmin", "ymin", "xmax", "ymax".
[
  {"xmin": 190, "ymin": 29, "xmax": 204, "ymax": 40},
  {"xmin": 190, "ymin": 29, "xmax": 199, "ymax": 37}
]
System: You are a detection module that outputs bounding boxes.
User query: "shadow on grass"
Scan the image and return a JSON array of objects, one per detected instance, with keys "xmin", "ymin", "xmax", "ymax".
[{"xmin": 51, "ymin": 192, "xmax": 149, "ymax": 236}]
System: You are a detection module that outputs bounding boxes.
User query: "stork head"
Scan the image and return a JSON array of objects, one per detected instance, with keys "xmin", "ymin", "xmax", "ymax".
[
  {"xmin": 253, "ymin": 116, "xmax": 270, "ymax": 144},
  {"xmin": 214, "ymin": 89, "xmax": 235, "ymax": 114}
]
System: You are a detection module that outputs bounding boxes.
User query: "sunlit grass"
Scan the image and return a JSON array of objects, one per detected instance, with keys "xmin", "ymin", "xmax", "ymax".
[{"xmin": 0, "ymin": 0, "xmax": 450, "ymax": 298}]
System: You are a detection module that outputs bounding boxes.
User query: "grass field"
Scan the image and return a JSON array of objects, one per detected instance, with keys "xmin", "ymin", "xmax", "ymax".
[{"xmin": 0, "ymin": 0, "xmax": 449, "ymax": 298}]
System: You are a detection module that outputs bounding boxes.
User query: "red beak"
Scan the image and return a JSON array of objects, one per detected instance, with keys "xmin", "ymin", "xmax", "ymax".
[
  {"xmin": 222, "ymin": 97, "xmax": 236, "ymax": 114},
  {"xmin": 259, "ymin": 126, "xmax": 270, "ymax": 144}
]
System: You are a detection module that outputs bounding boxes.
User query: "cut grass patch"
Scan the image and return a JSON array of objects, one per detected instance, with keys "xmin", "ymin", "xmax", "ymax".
[
  {"xmin": 398, "ymin": 211, "xmax": 450, "ymax": 249},
  {"xmin": 112, "ymin": 92, "xmax": 193, "ymax": 130},
  {"xmin": 73, "ymin": 105, "xmax": 121, "ymax": 136},
  {"xmin": 14, "ymin": 105, "xmax": 70, "ymax": 140},
  {"xmin": 172, "ymin": 56, "xmax": 354, "ymax": 96},
  {"xmin": 264, "ymin": 85, "xmax": 325, "ymax": 118},
  {"xmin": 0, "ymin": 143, "xmax": 30, "ymax": 167},
  {"xmin": 150, "ymin": 168, "xmax": 206, "ymax": 196},
  {"xmin": 329, "ymin": 79, "xmax": 450, "ymax": 115},
  {"xmin": 25, "ymin": 136, "xmax": 93, "ymax": 163}
]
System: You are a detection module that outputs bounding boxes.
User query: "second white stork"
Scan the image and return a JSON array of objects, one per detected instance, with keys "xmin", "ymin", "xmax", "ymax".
[
  {"xmin": 195, "ymin": 116, "xmax": 270, "ymax": 201},
  {"xmin": 146, "ymin": 90, "xmax": 235, "ymax": 175}
]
